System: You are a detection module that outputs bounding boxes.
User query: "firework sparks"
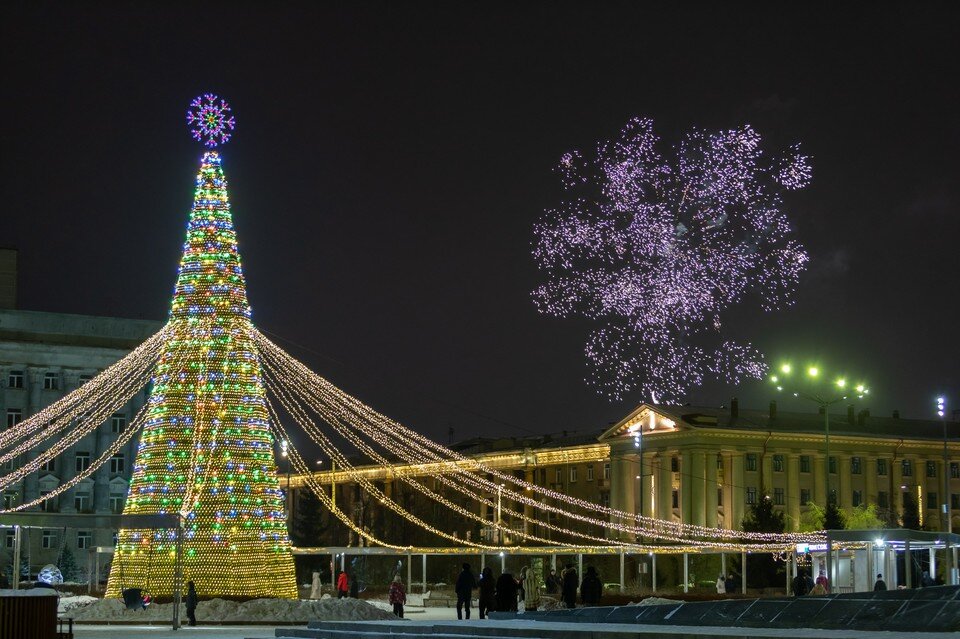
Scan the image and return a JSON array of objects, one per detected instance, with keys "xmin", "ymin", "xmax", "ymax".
[{"xmin": 533, "ymin": 117, "xmax": 810, "ymax": 401}]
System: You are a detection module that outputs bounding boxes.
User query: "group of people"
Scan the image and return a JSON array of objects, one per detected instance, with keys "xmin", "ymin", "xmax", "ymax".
[
  {"xmin": 451, "ymin": 561, "xmax": 602, "ymax": 619},
  {"xmin": 791, "ymin": 569, "xmax": 832, "ymax": 596},
  {"xmin": 714, "ymin": 572, "xmax": 741, "ymax": 595}
]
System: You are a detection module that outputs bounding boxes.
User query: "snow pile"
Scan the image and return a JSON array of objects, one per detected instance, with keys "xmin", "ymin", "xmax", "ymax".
[
  {"xmin": 72, "ymin": 596, "xmax": 399, "ymax": 623},
  {"xmin": 59, "ymin": 595, "xmax": 100, "ymax": 614},
  {"xmin": 628, "ymin": 596, "xmax": 681, "ymax": 606}
]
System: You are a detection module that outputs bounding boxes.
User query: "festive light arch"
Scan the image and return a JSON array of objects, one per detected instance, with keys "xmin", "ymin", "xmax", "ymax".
[{"xmin": 0, "ymin": 98, "xmax": 824, "ymax": 598}]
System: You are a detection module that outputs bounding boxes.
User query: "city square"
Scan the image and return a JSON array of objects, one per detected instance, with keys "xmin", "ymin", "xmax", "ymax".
[{"xmin": 1, "ymin": 2, "xmax": 958, "ymax": 638}]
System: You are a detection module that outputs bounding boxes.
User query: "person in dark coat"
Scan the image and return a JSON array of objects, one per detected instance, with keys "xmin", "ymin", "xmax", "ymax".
[
  {"xmin": 561, "ymin": 564, "xmax": 579, "ymax": 609},
  {"xmin": 455, "ymin": 563, "xmax": 476, "ymax": 619},
  {"xmin": 874, "ymin": 573, "xmax": 887, "ymax": 591},
  {"xmin": 495, "ymin": 571, "xmax": 518, "ymax": 612},
  {"xmin": 546, "ymin": 569, "xmax": 561, "ymax": 594},
  {"xmin": 478, "ymin": 567, "xmax": 496, "ymax": 619},
  {"xmin": 580, "ymin": 566, "xmax": 602, "ymax": 606},
  {"xmin": 724, "ymin": 573, "xmax": 736, "ymax": 595},
  {"xmin": 792, "ymin": 570, "xmax": 810, "ymax": 597},
  {"xmin": 185, "ymin": 581, "xmax": 198, "ymax": 626}
]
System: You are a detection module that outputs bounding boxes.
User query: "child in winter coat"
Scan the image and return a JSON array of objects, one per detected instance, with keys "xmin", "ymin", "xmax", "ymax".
[{"xmin": 388, "ymin": 575, "xmax": 406, "ymax": 618}]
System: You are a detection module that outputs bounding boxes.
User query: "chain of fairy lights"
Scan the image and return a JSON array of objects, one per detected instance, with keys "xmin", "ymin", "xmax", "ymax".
[
  {"xmin": 264, "ymin": 361, "xmax": 506, "ymax": 550},
  {"xmin": 0, "ymin": 327, "xmax": 167, "ymax": 451},
  {"xmin": 0, "ymin": 402, "xmax": 148, "ymax": 513},
  {"xmin": 265, "ymin": 398, "xmax": 408, "ymax": 550},
  {"xmin": 0, "ymin": 358, "xmax": 160, "ymax": 489},
  {"xmin": 258, "ymin": 336, "xmax": 800, "ymax": 551},
  {"xmin": 257, "ymin": 339, "xmax": 745, "ymax": 549},
  {"xmin": 254, "ymin": 329, "xmax": 819, "ymax": 546},
  {"xmin": 260, "ymin": 355, "xmax": 633, "ymax": 550}
]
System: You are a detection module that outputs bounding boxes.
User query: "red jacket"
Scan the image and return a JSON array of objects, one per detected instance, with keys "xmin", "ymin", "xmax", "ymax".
[
  {"xmin": 389, "ymin": 581, "xmax": 406, "ymax": 604},
  {"xmin": 337, "ymin": 573, "xmax": 349, "ymax": 592}
]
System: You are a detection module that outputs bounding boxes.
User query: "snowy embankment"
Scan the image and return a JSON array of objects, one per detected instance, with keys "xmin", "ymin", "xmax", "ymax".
[{"xmin": 67, "ymin": 596, "xmax": 398, "ymax": 623}]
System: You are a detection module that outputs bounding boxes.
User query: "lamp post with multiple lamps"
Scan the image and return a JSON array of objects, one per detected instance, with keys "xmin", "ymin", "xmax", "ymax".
[
  {"xmin": 939, "ymin": 397, "xmax": 955, "ymax": 584},
  {"xmin": 770, "ymin": 363, "xmax": 870, "ymax": 587}
]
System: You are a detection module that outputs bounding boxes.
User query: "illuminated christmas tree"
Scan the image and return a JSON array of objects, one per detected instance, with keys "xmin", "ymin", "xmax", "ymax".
[{"xmin": 106, "ymin": 95, "xmax": 297, "ymax": 598}]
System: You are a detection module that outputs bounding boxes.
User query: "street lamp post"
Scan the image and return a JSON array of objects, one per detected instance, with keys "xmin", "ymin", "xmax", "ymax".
[
  {"xmin": 772, "ymin": 363, "xmax": 869, "ymax": 589},
  {"xmin": 939, "ymin": 397, "xmax": 954, "ymax": 584}
]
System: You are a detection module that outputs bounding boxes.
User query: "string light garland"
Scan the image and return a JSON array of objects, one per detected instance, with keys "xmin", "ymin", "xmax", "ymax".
[{"xmin": 531, "ymin": 117, "xmax": 811, "ymax": 401}]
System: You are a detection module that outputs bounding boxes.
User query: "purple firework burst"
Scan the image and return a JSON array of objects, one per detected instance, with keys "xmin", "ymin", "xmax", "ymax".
[
  {"xmin": 186, "ymin": 94, "xmax": 236, "ymax": 148},
  {"xmin": 532, "ymin": 117, "xmax": 811, "ymax": 402}
]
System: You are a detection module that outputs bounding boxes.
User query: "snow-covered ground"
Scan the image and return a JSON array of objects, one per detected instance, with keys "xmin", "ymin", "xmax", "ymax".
[{"xmin": 69, "ymin": 596, "xmax": 398, "ymax": 623}]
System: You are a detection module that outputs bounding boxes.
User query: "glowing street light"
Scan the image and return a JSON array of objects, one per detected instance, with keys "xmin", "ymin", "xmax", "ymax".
[{"xmin": 938, "ymin": 396, "xmax": 954, "ymax": 584}]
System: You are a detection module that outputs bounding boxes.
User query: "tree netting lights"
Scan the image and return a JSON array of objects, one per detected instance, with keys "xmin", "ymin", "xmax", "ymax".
[{"xmin": 104, "ymin": 150, "xmax": 297, "ymax": 599}]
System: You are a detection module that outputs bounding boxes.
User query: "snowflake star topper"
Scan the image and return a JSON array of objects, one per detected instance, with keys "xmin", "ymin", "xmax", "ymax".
[{"xmin": 186, "ymin": 93, "xmax": 236, "ymax": 148}]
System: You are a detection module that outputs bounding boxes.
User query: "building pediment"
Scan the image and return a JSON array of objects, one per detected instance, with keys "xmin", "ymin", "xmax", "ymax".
[{"xmin": 597, "ymin": 404, "xmax": 684, "ymax": 442}]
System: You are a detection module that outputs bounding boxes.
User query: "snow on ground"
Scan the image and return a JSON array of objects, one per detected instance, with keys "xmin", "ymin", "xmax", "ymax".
[
  {"xmin": 628, "ymin": 596, "xmax": 681, "ymax": 606},
  {"xmin": 71, "ymin": 596, "xmax": 398, "ymax": 623},
  {"xmin": 59, "ymin": 594, "xmax": 100, "ymax": 614}
]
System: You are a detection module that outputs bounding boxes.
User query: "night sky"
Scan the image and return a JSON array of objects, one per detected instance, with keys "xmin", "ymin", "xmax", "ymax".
[{"xmin": 2, "ymin": 3, "xmax": 958, "ymax": 444}]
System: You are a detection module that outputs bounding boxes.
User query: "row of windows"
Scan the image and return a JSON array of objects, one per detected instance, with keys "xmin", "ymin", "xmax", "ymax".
[
  {"xmin": 744, "ymin": 453, "xmax": 959, "ymax": 478},
  {"xmin": 541, "ymin": 463, "xmax": 612, "ymax": 484},
  {"xmin": 4, "ymin": 529, "xmax": 99, "ymax": 550},
  {"xmin": 7, "ymin": 490, "xmax": 127, "ymax": 513},
  {"xmin": 5, "ymin": 409, "xmax": 127, "ymax": 433},
  {"xmin": 4, "ymin": 371, "xmax": 95, "ymax": 390}
]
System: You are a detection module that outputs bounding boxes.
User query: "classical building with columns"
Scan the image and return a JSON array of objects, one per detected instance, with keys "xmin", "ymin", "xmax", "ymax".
[
  {"xmin": 0, "ymin": 304, "xmax": 161, "ymax": 571},
  {"xmin": 288, "ymin": 400, "xmax": 960, "ymax": 547}
]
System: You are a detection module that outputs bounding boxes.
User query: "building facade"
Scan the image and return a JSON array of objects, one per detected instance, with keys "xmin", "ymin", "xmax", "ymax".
[
  {"xmin": 286, "ymin": 401, "xmax": 960, "ymax": 549},
  {"xmin": 1, "ymin": 306, "xmax": 161, "ymax": 574}
]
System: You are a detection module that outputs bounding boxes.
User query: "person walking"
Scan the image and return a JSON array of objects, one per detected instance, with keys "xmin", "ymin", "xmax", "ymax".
[
  {"xmin": 561, "ymin": 563, "xmax": 579, "ymax": 609},
  {"xmin": 580, "ymin": 566, "xmax": 602, "ymax": 606},
  {"xmin": 478, "ymin": 567, "xmax": 496, "ymax": 619},
  {"xmin": 455, "ymin": 563, "xmax": 476, "ymax": 620},
  {"xmin": 185, "ymin": 581, "xmax": 198, "ymax": 627},
  {"xmin": 495, "ymin": 570, "xmax": 518, "ymax": 612},
  {"xmin": 792, "ymin": 569, "xmax": 810, "ymax": 597},
  {"xmin": 716, "ymin": 572, "xmax": 726, "ymax": 595},
  {"xmin": 874, "ymin": 573, "xmax": 887, "ymax": 591},
  {"xmin": 523, "ymin": 565, "xmax": 541, "ymax": 612},
  {"xmin": 336, "ymin": 570, "xmax": 349, "ymax": 598},
  {"xmin": 389, "ymin": 575, "xmax": 406, "ymax": 618}
]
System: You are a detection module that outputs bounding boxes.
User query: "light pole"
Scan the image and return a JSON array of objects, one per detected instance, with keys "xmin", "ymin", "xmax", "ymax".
[
  {"xmin": 772, "ymin": 363, "xmax": 869, "ymax": 588},
  {"xmin": 939, "ymin": 397, "xmax": 954, "ymax": 584}
]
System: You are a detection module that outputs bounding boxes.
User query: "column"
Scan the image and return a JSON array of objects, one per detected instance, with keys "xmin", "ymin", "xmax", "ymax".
[
  {"xmin": 839, "ymin": 455, "xmax": 853, "ymax": 510},
  {"xmin": 609, "ymin": 449, "xmax": 637, "ymax": 539},
  {"xmin": 657, "ymin": 453, "xmax": 673, "ymax": 521},
  {"xmin": 787, "ymin": 454, "xmax": 800, "ymax": 531},
  {"xmin": 641, "ymin": 452, "xmax": 655, "ymax": 519},
  {"xmin": 680, "ymin": 451, "xmax": 693, "ymax": 525},
  {"xmin": 722, "ymin": 453, "xmax": 734, "ymax": 529},
  {"xmin": 688, "ymin": 450, "xmax": 706, "ymax": 527},
  {"xmin": 705, "ymin": 452, "xmax": 719, "ymax": 528},
  {"xmin": 731, "ymin": 452, "xmax": 745, "ymax": 531}
]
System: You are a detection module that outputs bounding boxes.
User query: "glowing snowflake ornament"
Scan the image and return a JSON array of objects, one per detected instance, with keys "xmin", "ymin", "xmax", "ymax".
[
  {"xmin": 186, "ymin": 93, "xmax": 236, "ymax": 147},
  {"xmin": 533, "ymin": 117, "xmax": 811, "ymax": 402}
]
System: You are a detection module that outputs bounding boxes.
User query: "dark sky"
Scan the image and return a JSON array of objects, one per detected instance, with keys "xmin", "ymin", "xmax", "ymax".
[{"xmin": 2, "ymin": 2, "xmax": 958, "ymax": 444}]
